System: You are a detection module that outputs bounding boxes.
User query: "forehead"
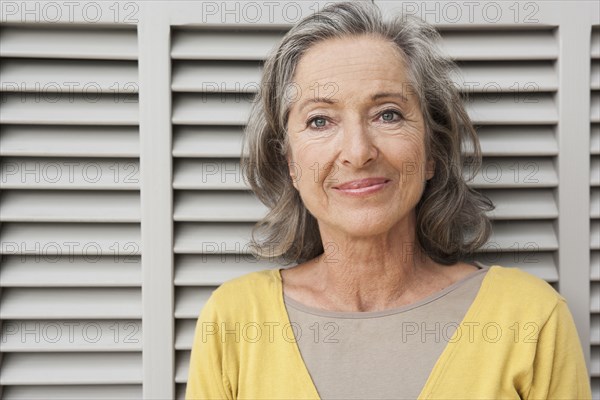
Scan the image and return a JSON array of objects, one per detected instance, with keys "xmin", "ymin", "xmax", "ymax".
[{"xmin": 289, "ymin": 35, "xmax": 413, "ymax": 112}]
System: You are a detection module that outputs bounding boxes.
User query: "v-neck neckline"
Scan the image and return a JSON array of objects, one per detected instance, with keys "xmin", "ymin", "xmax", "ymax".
[{"xmin": 272, "ymin": 264, "xmax": 499, "ymax": 399}]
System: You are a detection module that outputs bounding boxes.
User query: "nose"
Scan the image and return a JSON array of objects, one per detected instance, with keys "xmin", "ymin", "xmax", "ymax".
[{"xmin": 338, "ymin": 119, "xmax": 378, "ymax": 167}]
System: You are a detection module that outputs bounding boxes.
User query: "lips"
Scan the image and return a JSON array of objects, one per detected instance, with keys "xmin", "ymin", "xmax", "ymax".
[{"xmin": 334, "ymin": 177, "xmax": 390, "ymax": 190}]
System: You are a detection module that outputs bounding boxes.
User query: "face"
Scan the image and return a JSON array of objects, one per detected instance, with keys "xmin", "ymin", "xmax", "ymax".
[{"xmin": 285, "ymin": 35, "xmax": 435, "ymax": 238}]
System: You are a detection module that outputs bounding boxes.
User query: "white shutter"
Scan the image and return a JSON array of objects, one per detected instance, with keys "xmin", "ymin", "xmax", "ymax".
[
  {"xmin": 431, "ymin": 28, "xmax": 559, "ymax": 283},
  {"xmin": 591, "ymin": 24, "xmax": 600, "ymax": 399},
  {"xmin": 0, "ymin": 25, "xmax": 142, "ymax": 399},
  {"xmin": 171, "ymin": 26, "xmax": 285, "ymax": 399}
]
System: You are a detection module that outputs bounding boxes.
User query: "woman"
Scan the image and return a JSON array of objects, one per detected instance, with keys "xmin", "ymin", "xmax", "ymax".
[{"xmin": 186, "ymin": 2, "xmax": 592, "ymax": 399}]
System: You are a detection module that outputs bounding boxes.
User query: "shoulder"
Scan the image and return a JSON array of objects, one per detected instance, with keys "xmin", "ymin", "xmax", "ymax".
[
  {"xmin": 489, "ymin": 265, "xmax": 564, "ymax": 301},
  {"xmin": 481, "ymin": 265, "xmax": 565, "ymax": 320},
  {"xmin": 215, "ymin": 268, "xmax": 278, "ymax": 295},
  {"xmin": 204, "ymin": 268, "xmax": 281, "ymax": 317}
]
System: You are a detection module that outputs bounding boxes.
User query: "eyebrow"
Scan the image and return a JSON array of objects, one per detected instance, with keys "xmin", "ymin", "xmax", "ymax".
[
  {"xmin": 296, "ymin": 91, "xmax": 408, "ymax": 114},
  {"xmin": 370, "ymin": 92, "xmax": 409, "ymax": 103},
  {"xmin": 297, "ymin": 97, "xmax": 338, "ymax": 114}
]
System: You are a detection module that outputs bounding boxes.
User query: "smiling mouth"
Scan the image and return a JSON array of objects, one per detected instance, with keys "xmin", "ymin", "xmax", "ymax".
[{"xmin": 332, "ymin": 178, "xmax": 391, "ymax": 196}]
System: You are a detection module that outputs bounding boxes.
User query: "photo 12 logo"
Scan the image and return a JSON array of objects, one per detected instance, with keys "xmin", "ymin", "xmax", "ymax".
[
  {"xmin": 1, "ymin": 1, "xmax": 139, "ymax": 23},
  {"xmin": 1, "ymin": 321, "xmax": 141, "ymax": 346},
  {"xmin": 396, "ymin": 1, "xmax": 539, "ymax": 24}
]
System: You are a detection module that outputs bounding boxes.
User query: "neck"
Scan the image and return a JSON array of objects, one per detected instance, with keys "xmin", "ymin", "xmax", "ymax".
[{"xmin": 312, "ymin": 217, "xmax": 443, "ymax": 312}]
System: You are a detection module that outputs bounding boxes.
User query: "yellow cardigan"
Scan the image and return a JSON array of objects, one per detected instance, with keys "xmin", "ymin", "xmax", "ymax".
[{"xmin": 186, "ymin": 265, "xmax": 592, "ymax": 399}]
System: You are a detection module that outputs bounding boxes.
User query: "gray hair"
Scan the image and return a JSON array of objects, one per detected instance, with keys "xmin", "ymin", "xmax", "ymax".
[{"xmin": 241, "ymin": 0, "xmax": 495, "ymax": 265}]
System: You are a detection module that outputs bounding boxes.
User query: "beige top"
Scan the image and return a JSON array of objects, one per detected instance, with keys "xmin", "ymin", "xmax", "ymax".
[{"xmin": 283, "ymin": 262, "xmax": 490, "ymax": 400}]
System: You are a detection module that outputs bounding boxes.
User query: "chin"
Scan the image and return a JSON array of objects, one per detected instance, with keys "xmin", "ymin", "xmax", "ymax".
[{"xmin": 333, "ymin": 214, "xmax": 397, "ymax": 238}]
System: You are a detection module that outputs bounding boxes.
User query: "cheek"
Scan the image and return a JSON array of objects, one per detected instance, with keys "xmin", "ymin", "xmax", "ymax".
[
  {"xmin": 291, "ymin": 141, "xmax": 336, "ymax": 186},
  {"xmin": 388, "ymin": 143, "xmax": 428, "ymax": 184},
  {"xmin": 287, "ymin": 150, "xmax": 316, "ymax": 193}
]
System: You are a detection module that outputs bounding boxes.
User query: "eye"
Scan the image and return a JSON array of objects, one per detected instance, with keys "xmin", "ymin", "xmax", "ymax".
[
  {"xmin": 306, "ymin": 115, "xmax": 329, "ymax": 130},
  {"xmin": 378, "ymin": 108, "xmax": 403, "ymax": 123}
]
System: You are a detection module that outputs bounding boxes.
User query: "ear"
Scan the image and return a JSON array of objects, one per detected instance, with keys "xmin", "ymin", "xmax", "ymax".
[
  {"xmin": 425, "ymin": 158, "xmax": 435, "ymax": 181},
  {"xmin": 287, "ymin": 154, "xmax": 299, "ymax": 190}
]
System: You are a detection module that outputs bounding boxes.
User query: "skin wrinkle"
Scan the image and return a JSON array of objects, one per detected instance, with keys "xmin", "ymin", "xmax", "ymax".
[{"xmin": 281, "ymin": 35, "xmax": 477, "ymax": 313}]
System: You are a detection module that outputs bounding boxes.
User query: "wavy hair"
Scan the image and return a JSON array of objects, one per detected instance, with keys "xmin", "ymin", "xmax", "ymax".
[{"xmin": 241, "ymin": 0, "xmax": 495, "ymax": 265}]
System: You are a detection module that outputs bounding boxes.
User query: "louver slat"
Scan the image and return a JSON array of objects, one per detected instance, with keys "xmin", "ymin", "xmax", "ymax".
[
  {"xmin": 0, "ymin": 190, "xmax": 140, "ymax": 222},
  {"xmin": 0, "ymin": 222, "xmax": 140, "ymax": 254},
  {"xmin": 592, "ymin": 125, "xmax": 600, "ymax": 155},
  {"xmin": 468, "ymin": 158, "xmax": 557, "ymax": 188},
  {"xmin": 473, "ymin": 252, "xmax": 558, "ymax": 282},
  {"xmin": 0, "ymin": 385, "xmax": 142, "ymax": 400},
  {"xmin": 476, "ymin": 126, "xmax": 557, "ymax": 156},
  {"xmin": 482, "ymin": 189, "xmax": 558, "ymax": 219},
  {"xmin": 173, "ymin": 158, "xmax": 247, "ymax": 190},
  {"xmin": 0, "ymin": 256, "xmax": 140, "ymax": 287},
  {"xmin": 173, "ymin": 222, "xmax": 254, "ymax": 254},
  {"xmin": 0, "ymin": 59, "xmax": 138, "ymax": 92},
  {"xmin": 0, "ymin": 93, "xmax": 138, "ymax": 125},
  {"xmin": 171, "ymin": 93, "xmax": 252, "ymax": 125},
  {"xmin": 592, "ymin": 285, "xmax": 600, "ymax": 314},
  {"xmin": 171, "ymin": 30, "xmax": 285, "ymax": 60},
  {"xmin": 0, "ymin": 158, "xmax": 140, "ymax": 190},
  {"xmin": 174, "ymin": 287, "xmax": 214, "ymax": 319},
  {"xmin": 0, "ymin": 353, "xmax": 142, "ymax": 385},
  {"xmin": 0, "ymin": 288, "xmax": 141, "ymax": 319},
  {"xmin": 485, "ymin": 220, "xmax": 558, "ymax": 251},
  {"xmin": 0, "ymin": 125, "xmax": 139, "ymax": 157},
  {"xmin": 0, "ymin": 27, "xmax": 137, "ymax": 60},
  {"xmin": 465, "ymin": 94, "xmax": 557, "ymax": 125},
  {"xmin": 592, "ymin": 92, "xmax": 600, "ymax": 122},
  {"xmin": 590, "ymin": 188, "xmax": 600, "ymax": 219},
  {"xmin": 452, "ymin": 61, "xmax": 557, "ymax": 91},
  {"xmin": 173, "ymin": 254, "xmax": 278, "ymax": 286},
  {"xmin": 173, "ymin": 125, "xmax": 243, "ymax": 158},
  {"xmin": 593, "ymin": 157, "xmax": 600, "ymax": 186},
  {"xmin": 171, "ymin": 61, "xmax": 261, "ymax": 92},
  {"xmin": 175, "ymin": 351, "xmax": 190, "ymax": 383},
  {"xmin": 172, "ymin": 126, "xmax": 243, "ymax": 158},
  {"xmin": 175, "ymin": 319, "xmax": 196, "ymax": 350},
  {"xmin": 440, "ymin": 30, "xmax": 558, "ymax": 61},
  {"xmin": 592, "ymin": 60, "xmax": 600, "ymax": 90},
  {"xmin": 592, "ymin": 314, "xmax": 600, "ymax": 345},
  {"xmin": 592, "ymin": 347, "xmax": 600, "ymax": 377},
  {"xmin": 0, "ymin": 320, "xmax": 142, "ymax": 351},
  {"xmin": 592, "ymin": 221, "xmax": 600, "ymax": 251},
  {"xmin": 174, "ymin": 191, "xmax": 266, "ymax": 222}
]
